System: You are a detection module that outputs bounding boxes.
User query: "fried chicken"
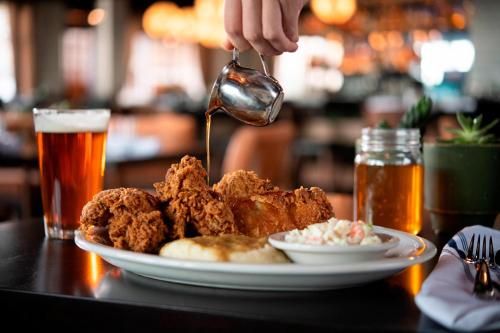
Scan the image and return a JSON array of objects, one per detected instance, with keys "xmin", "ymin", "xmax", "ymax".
[
  {"xmin": 214, "ymin": 170, "xmax": 334, "ymax": 237},
  {"xmin": 80, "ymin": 188, "xmax": 168, "ymax": 253},
  {"xmin": 212, "ymin": 170, "xmax": 278, "ymax": 201},
  {"xmin": 154, "ymin": 156, "xmax": 237, "ymax": 239},
  {"xmin": 79, "ymin": 156, "xmax": 334, "ymax": 253}
]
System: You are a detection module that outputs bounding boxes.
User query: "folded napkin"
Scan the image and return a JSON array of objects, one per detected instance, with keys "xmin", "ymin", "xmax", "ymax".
[{"xmin": 415, "ymin": 225, "xmax": 500, "ymax": 332}]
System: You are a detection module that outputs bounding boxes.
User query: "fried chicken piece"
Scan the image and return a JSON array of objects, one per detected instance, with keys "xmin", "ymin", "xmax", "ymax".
[
  {"xmin": 154, "ymin": 156, "xmax": 237, "ymax": 240},
  {"xmin": 289, "ymin": 187, "xmax": 335, "ymax": 230},
  {"xmin": 212, "ymin": 170, "xmax": 278, "ymax": 201},
  {"xmin": 80, "ymin": 188, "xmax": 168, "ymax": 253},
  {"xmin": 214, "ymin": 171, "xmax": 334, "ymax": 237}
]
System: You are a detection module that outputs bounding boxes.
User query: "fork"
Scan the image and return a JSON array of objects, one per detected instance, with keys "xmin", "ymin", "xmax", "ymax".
[
  {"xmin": 465, "ymin": 234, "xmax": 498, "ymax": 299},
  {"xmin": 465, "ymin": 234, "xmax": 495, "ymax": 268},
  {"xmin": 474, "ymin": 259, "xmax": 495, "ymax": 299}
]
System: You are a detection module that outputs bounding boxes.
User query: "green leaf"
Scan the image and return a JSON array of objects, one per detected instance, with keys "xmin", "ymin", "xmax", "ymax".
[
  {"xmin": 444, "ymin": 113, "xmax": 499, "ymax": 144},
  {"xmin": 472, "ymin": 114, "xmax": 483, "ymax": 131},
  {"xmin": 457, "ymin": 113, "xmax": 472, "ymax": 131},
  {"xmin": 377, "ymin": 120, "xmax": 391, "ymax": 129},
  {"xmin": 445, "ymin": 128, "xmax": 464, "ymax": 136},
  {"xmin": 398, "ymin": 96, "xmax": 432, "ymax": 129},
  {"xmin": 477, "ymin": 134, "xmax": 495, "ymax": 144},
  {"xmin": 476, "ymin": 118, "xmax": 499, "ymax": 135}
]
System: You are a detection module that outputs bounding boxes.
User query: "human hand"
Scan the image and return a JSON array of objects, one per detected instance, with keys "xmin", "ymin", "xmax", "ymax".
[{"xmin": 223, "ymin": 0, "xmax": 308, "ymax": 56}]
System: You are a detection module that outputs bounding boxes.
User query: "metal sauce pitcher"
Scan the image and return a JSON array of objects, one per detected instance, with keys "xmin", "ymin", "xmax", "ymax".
[{"xmin": 208, "ymin": 49, "xmax": 284, "ymax": 126}]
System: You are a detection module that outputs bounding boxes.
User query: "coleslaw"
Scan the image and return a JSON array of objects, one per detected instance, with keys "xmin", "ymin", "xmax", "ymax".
[{"xmin": 284, "ymin": 218, "xmax": 382, "ymax": 246}]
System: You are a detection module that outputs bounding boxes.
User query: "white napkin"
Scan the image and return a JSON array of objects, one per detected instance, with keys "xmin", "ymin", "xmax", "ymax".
[{"xmin": 415, "ymin": 225, "xmax": 500, "ymax": 332}]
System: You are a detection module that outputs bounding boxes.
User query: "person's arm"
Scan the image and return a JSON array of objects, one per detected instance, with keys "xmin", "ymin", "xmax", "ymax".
[{"xmin": 223, "ymin": 0, "xmax": 308, "ymax": 56}]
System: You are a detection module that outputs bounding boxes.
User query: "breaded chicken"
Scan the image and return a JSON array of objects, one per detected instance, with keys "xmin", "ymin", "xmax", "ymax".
[
  {"xmin": 80, "ymin": 188, "xmax": 168, "ymax": 253},
  {"xmin": 154, "ymin": 156, "xmax": 237, "ymax": 239},
  {"xmin": 214, "ymin": 171, "xmax": 334, "ymax": 237},
  {"xmin": 212, "ymin": 170, "xmax": 278, "ymax": 201}
]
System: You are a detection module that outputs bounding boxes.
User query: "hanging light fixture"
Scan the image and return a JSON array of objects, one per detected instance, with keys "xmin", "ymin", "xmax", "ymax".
[
  {"xmin": 142, "ymin": 2, "xmax": 181, "ymax": 39},
  {"xmin": 142, "ymin": 0, "xmax": 225, "ymax": 48},
  {"xmin": 88, "ymin": 8, "xmax": 105, "ymax": 26},
  {"xmin": 310, "ymin": 0, "xmax": 357, "ymax": 25},
  {"xmin": 194, "ymin": 0, "xmax": 224, "ymax": 20},
  {"xmin": 194, "ymin": 0, "xmax": 225, "ymax": 48}
]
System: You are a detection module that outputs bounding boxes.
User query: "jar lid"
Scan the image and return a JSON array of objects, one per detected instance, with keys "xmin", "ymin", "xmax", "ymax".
[{"xmin": 359, "ymin": 128, "xmax": 421, "ymax": 151}]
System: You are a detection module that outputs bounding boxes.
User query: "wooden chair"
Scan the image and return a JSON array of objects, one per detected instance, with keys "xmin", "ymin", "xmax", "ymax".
[
  {"xmin": 0, "ymin": 167, "xmax": 38, "ymax": 221},
  {"xmin": 105, "ymin": 113, "xmax": 199, "ymax": 189},
  {"xmin": 221, "ymin": 121, "xmax": 296, "ymax": 189}
]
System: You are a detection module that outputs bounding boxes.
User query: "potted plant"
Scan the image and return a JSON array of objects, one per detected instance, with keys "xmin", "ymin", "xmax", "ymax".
[{"xmin": 424, "ymin": 113, "xmax": 500, "ymax": 236}]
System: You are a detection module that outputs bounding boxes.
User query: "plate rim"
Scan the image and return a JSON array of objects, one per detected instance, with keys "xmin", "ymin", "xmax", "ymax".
[{"xmin": 74, "ymin": 226, "xmax": 436, "ymax": 275}]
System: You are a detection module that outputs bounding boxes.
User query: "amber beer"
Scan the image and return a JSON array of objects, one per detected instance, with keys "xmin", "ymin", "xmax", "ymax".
[
  {"xmin": 355, "ymin": 164, "xmax": 423, "ymax": 235},
  {"xmin": 33, "ymin": 109, "xmax": 110, "ymax": 239},
  {"xmin": 354, "ymin": 128, "xmax": 423, "ymax": 235}
]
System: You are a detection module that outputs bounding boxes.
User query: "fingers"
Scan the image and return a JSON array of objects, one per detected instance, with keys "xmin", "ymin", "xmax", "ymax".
[
  {"xmin": 280, "ymin": 0, "xmax": 305, "ymax": 43},
  {"xmin": 224, "ymin": 0, "xmax": 251, "ymax": 51},
  {"xmin": 221, "ymin": 38, "xmax": 234, "ymax": 51},
  {"xmin": 262, "ymin": 0, "xmax": 298, "ymax": 53},
  {"xmin": 223, "ymin": 0, "xmax": 303, "ymax": 55},
  {"xmin": 242, "ymin": 0, "xmax": 279, "ymax": 56}
]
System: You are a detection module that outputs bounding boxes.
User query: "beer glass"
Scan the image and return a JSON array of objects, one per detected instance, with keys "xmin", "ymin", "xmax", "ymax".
[{"xmin": 33, "ymin": 109, "xmax": 110, "ymax": 239}]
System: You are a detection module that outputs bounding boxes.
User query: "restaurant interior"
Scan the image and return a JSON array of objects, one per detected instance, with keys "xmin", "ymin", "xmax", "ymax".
[
  {"xmin": 2, "ymin": 1, "xmax": 500, "ymax": 331},
  {"xmin": 0, "ymin": 0, "xmax": 499, "ymax": 224}
]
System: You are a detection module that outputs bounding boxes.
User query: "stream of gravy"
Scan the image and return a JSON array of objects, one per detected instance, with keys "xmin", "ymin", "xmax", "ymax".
[
  {"xmin": 205, "ymin": 96, "xmax": 262, "ymax": 185},
  {"xmin": 205, "ymin": 102, "xmax": 219, "ymax": 185}
]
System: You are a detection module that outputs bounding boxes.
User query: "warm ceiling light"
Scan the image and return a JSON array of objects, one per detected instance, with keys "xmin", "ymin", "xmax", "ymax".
[
  {"xmin": 451, "ymin": 12, "xmax": 466, "ymax": 30},
  {"xmin": 142, "ymin": 2, "xmax": 180, "ymax": 39},
  {"xmin": 194, "ymin": 0, "xmax": 224, "ymax": 20},
  {"xmin": 387, "ymin": 31, "xmax": 404, "ymax": 48},
  {"xmin": 142, "ymin": 0, "xmax": 225, "ymax": 48},
  {"xmin": 88, "ymin": 8, "xmax": 105, "ymax": 26},
  {"xmin": 368, "ymin": 31, "xmax": 386, "ymax": 51},
  {"xmin": 412, "ymin": 30, "xmax": 428, "ymax": 42},
  {"xmin": 194, "ymin": 0, "xmax": 225, "ymax": 48},
  {"xmin": 310, "ymin": 0, "xmax": 357, "ymax": 25}
]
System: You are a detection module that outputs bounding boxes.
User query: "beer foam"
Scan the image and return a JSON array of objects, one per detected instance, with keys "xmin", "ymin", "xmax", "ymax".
[{"xmin": 34, "ymin": 110, "xmax": 110, "ymax": 133}]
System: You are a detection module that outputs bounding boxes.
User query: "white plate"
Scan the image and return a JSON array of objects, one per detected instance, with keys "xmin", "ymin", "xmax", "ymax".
[
  {"xmin": 74, "ymin": 226, "xmax": 436, "ymax": 291},
  {"xmin": 268, "ymin": 231, "xmax": 400, "ymax": 264}
]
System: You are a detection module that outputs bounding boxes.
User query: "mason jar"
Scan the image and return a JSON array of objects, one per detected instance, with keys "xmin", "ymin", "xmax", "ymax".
[{"xmin": 354, "ymin": 128, "xmax": 423, "ymax": 235}]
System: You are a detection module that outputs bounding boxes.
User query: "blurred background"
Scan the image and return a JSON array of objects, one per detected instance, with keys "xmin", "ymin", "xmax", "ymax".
[{"xmin": 0, "ymin": 0, "xmax": 499, "ymax": 221}]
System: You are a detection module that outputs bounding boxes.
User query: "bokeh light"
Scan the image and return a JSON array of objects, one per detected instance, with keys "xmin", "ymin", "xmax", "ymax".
[{"xmin": 311, "ymin": 0, "xmax": 357, "ymax": 25}]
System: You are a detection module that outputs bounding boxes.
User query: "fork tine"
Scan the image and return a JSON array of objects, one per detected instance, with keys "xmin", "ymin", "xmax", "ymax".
[
  {"xmin": 489, "ymin": 236, "xmax": 495, "ymax": 268},
  {"xmin": 475, "ymin": 236, "xmax": 481, "ymax": 261},
  {"xmin": 482, "ymin": 235, "xmax": 487, "ymax": 260},
  {"xmin": 466, "ymin": 234, "xmax": 476, "ymax": 263}
]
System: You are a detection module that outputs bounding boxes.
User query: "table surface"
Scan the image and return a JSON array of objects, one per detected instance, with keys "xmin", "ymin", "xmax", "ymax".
[{"xmin": 0, "ymin": 217, "xmax": 452, "ymax": 332}]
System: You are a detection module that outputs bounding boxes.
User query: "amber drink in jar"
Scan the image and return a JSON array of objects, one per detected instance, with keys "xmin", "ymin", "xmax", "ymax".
[{"xmin": 354, "ymin": 128, "xmax": 423, "ymax": 235}]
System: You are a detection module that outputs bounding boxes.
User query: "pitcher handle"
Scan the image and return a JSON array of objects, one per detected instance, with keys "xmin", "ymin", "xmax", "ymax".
[
  {"xmin": 258, "ymin": 54, "xmax": 270, "ymax": 76},
  {"xmin": 232, "ymin": 49, "xmax": 270, "ymax": 76},
  {"xmin": 232, "ymin": 48, "xmax": 239, "ymax": 62}
]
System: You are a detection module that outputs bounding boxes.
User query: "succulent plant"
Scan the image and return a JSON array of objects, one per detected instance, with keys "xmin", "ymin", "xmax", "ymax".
[
  {"xmin": 398, "ymin": 96, "xmax": 432, "ymax": 130},
  {"xmin": 377, "ymin": 96, "xmax": 432, "ymax": 130},
  {"xmin": 376, "ymin": 120, "xmax": 391, "ymax": 129},
  {"xmin": 442, "ymin": 113, "xmax": 499, "ymax": 144}
]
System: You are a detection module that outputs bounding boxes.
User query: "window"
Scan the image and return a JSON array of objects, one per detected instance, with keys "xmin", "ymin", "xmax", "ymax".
[
  {"xmin": 0, "ymin": 3, "xmax": 16, "ymax": 102},
  {"xmin": 62, "ymin": 27, "xmax": 96, "ymax": 98},
  {"xmin": 118, "ymin": 33, "xmax": 205, "ymax": 107}
]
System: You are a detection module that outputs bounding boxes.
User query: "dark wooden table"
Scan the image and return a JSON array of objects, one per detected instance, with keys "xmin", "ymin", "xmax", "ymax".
[{"xmin": 0, "ymin": 218, "xmax": 451, "ymax": 332}]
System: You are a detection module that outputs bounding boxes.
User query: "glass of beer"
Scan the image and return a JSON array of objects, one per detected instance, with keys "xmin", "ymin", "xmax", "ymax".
[
  {"xmin": 354, "ymin": 128, "xmax": 423, "ymax": 235},
  {"xmin": 33, "ymin": 109, "xmax": 110, "ymax": 239}
]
